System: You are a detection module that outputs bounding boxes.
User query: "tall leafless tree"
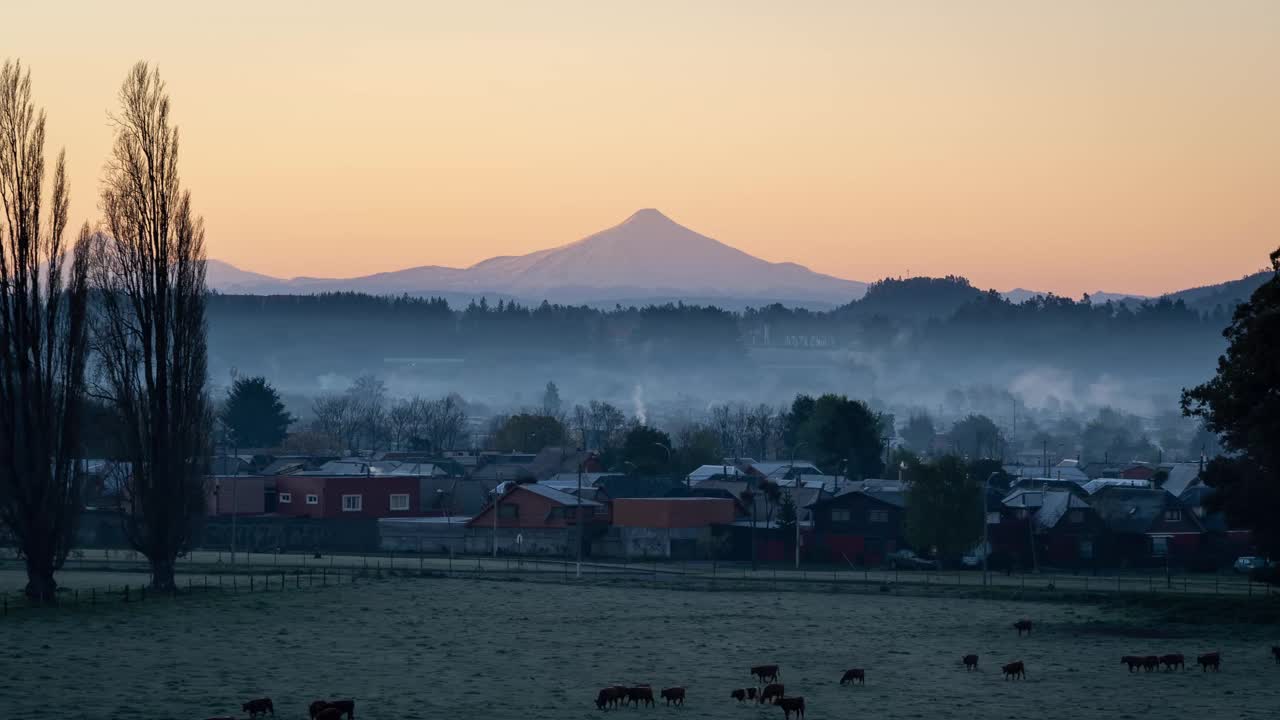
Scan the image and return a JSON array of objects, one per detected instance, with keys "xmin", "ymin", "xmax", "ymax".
[
  {"xmin": 92, "ymin": 62, "xmax": 209, "ymax": 592},
  {"xmin": 0, "ymin": 60, "xmax": 94, "ymax": 604}
]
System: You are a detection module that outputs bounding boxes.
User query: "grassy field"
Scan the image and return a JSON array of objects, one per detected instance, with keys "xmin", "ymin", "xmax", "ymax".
[{"xmin": 2, "ymin": 577, "xmax": 1278, "ymax": 720}]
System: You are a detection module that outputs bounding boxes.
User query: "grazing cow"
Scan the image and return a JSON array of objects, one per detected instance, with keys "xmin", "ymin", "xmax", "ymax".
[
  {"xmin": 1160, "ymin": 653, "xmax": 1185, "ymax": 671},
  {"xmin": 777, "ymin": 697, "xmax": 805, "ymax": 720},
  {"xmin": 730, "ymin": 689, "xmax": 747, "ymax": 703},
  {"xmin": 1141, "ymin": 655, "xmax": 1160, "ymax": 672},
  {"xmin": 1197, "ymin": 652, "xmax": 1221, "ymax": 672},
  {"xmin": 1013, "ymin": 619, "xmax": 1033, "ymax": 637},
  {"xmin": 1001, "ymin": 661, "xmax": 1026, "ymax": 680},
  {"xmin": 626, "ymin": 686, "xmax": 654, "ymax": 708},
  {"xmin": 660, "ymin": 687, "xmax": 685, "ymax": 706},
  {"xmin": 1121, "ymin": 656, "xmax": 1143, "ymax": 672},
  {"xmin": 962, "ymin": 654, "xmax": 979, "ymax": 671},
  {"xmin": 758, "ymin": 683, "xmax": 785, "ymax": 705},
  {"xmin": 751, "ymin": 665, "xmax": 781, "ymax": 683},
  {"xmin": 309, "ymin": 700, "xmax": 354, "ymax": 720},
  {"xmin": 596, "ymin": 687, "xmax": 625, "ymax": 710},
  {"xmin": 315, "ymin": 710, "xmax": 342, "ymax": 720},
  {"xmin": 242, "ymin": 698, "xmax": 274, "ymax": 717},
  {"xmin": 839, "ymin": 668, "xmax": 865, "ymax": 685},
  {"xmin": 746, "ymin": 688, "xmax": 757, "ymax": 701},
  {"xmin": 1271, "ymin": 646, "xmax": 1279, "ymax": 664}
]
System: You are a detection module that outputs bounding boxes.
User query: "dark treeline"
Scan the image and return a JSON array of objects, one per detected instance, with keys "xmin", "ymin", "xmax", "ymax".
[{"xmin": 207, "ymin": 276, "xmax": 1229, "ymax": 382}]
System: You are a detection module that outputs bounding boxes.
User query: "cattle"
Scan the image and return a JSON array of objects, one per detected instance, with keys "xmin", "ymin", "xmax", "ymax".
[
  {"xmin": 315, "ymin": 710, "xmax": 342, "ymax": 720},
  {"xmin": 1197, "ymin": 652, "xmax": 1221, "ymax": 672},
  {"xmin": 660, "ymin": 687, "xmax": 685, "ymax": 706},
  {"xmin": 777, "ymin": 696, "xmax": 805, "ymax": 720},
  {"xmin": 596, "ymin": 687, "xmax": 625, "ymax": 710},
  {"xmin": 962, "ymin": 654, "xmax": 979, "ymax": 671},
  {"xmin": 1271, "ymin": 646, "xmax": 1280, "ymax": 664},
  {"xmin": 1160, "ymin": 653, "xmax": 1185, "ymax": 671},
  {"xmin": 758, "ymin": 683, "xmax": 785, "ymax": 705},
  {"xmin": 1001, "ymin": 661, "xmax": 1026, "ymax": 680},
  {"xmin": 1120, "ymin": 656, "xmax": 1143, "ymax": 672},
  {"xmin": 1141, "ymin": 655, "xmax": 1160, "ymax": 672},
  {"xmin": 242, "ymin": 698, "xmax": 274, "ymax": 718},
  {"xmin": 730, "ymin": 689, "xmax": 747, "ymax": 703},
  {"xmin": 1013, "ymin": 619, "xmax": 1033, "ymax": 637},
  {"xmin": 839, "ymin": 668, "xmax": 865, "ymax": 685},
  {"xmin": 309, "ymin": 700, "xmax": 354, "ymax": 720},
  {"xmin": 626, "ymin": 686, "xmax": 654, "ymax": 708},
  {"xmin": 746, "ymin": 688, "xmax": 757, "ymax": 701},
  {"xmin": 751, "ymin": 664, "xmax": 781, "ymax": 683}
]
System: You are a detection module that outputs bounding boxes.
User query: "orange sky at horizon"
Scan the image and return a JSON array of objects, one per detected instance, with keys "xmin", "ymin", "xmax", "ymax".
[{"xmin": 7, "ymin": 1, "xmax": 1279, "ymax": 297}]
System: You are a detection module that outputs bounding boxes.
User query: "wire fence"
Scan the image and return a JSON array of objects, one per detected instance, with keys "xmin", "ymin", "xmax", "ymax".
[{"xmin": 2, "ymin": 545, "xmax": 1276, "ymax": 618}]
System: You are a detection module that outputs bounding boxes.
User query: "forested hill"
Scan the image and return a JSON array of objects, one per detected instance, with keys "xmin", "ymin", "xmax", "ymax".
[{"xmin": 205, "ymin": 273, "xmax": 1246, "ymax": 407}]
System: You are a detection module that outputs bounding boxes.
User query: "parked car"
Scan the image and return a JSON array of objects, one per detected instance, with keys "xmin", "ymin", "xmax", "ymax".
[
  {"xmin": 888, "ymin": 549, "xmax": 933, "ymax": 570},
  {"xmin": 1233, "ymin": 556, "xmax": 1274, "ymax": 574}
]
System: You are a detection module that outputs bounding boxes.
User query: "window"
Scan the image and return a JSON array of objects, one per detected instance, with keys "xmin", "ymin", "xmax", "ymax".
[
  {"xmin": 1151, "ymin": 536, "xmax": 1169, "ymax": 557},
  {"xmin": 831, "ymin": 509, "xmax": 851, "ymax": 523},
  {"xmin": 389, "ymin": 494, "xmax": 410, "ymax": 511},
  {"xmin": 986, "ymin": 511, "xmax": 1002, "ymax": 525},
  {"xmin": 279, "ymin": 492, "xmax": 292, "ymax": 504},
  {"xmin": 1164, "ymin": 509, "xmax": 1181, "ymax": 522},
  {"xmin": 547, "ymin": 507, "xmax": 566, "ymax": 521},
  {"xmin": 341, "ymin": 494, "xmax": 363, "ymax": 512},
  {"xmin": 868, "ymin": 509, "xmax": 889, "ymax": 523},
  {"xmin": 1079, "ymin": 539, "xmax": 1094, "ymax": 560},
  {"xmin": 306, "ymin": 494, "xmax": 319, "ymax": 505},
  {"xmin": 1069, "ymin": 510, "xmax": 1083, "ymax": 524},
  {"xmin": 498, "ymin": 503, "xmax": 519, "ymax": 519}
]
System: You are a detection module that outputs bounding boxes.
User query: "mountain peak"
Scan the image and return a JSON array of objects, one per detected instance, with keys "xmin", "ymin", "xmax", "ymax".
[{"xmin": 622, "ymin": 208, "xmax": 673, "ymax": 225}]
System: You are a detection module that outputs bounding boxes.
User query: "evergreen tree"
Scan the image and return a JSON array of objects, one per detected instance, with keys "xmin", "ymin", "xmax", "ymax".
[{"xmin": 221, "ymin": 376, "xmax": 294, "ymax": 448}]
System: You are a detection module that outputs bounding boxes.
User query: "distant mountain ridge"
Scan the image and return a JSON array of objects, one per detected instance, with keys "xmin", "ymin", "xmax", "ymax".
[
  {"xmin": 208, "ymin": 208, "xmax": 1272, "ymax": 312},
  {"xmin": 207, "ymin": 209, "xmax": 868, "ymax": 307}
]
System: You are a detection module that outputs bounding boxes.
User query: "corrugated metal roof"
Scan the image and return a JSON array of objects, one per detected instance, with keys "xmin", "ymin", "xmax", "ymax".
[
  {"xmin": 1034, "ymin": 490, "xmax": 1091, "ymax": 530},
  {"xmin": 1082, "ymin": 478, "xmax": 1151, "ymax": 495},
  {"xmin": 518, "ymin": 482, "xmax": 602, "ymax": 507},
  {"xmin": 1160, "ymin": 463, "xmax": 1201, "ymax": 497}
]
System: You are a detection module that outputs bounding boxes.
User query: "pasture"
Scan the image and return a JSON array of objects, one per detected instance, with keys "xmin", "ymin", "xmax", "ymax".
[{"xmin": 2, "ymin": 577, "xmax": 1276, "ymax": 719}]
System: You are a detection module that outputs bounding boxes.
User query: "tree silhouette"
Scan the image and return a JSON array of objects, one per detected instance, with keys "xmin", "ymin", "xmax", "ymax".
[
  {"xmin": 0, "ymin": 61, "xmax": 94, "ymax": 604},
  {"xmin": 93, "ymin": 62, "xmax": 210, "ymax": 592},
  {"xmin": 1182, "ymin": 247, "xmax": 1280, "ymax": 559},
  {"xmin": 221, "ymin": 376, "xmax": 293, "ymax": 448}
]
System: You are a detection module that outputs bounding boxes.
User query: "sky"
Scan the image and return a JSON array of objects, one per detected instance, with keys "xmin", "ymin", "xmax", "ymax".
[{"xmin": 8, "ymin": 1, "xmax": 1280, "ymax": 297}]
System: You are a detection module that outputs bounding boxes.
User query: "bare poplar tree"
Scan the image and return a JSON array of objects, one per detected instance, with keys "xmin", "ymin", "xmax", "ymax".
[
  {"xmin": 0, "ymin": 60, "xmax": 94, "ymax": 604},
  {"xmin": 93, "ymin": 62, "xmax": 209, "ymax": 591}
]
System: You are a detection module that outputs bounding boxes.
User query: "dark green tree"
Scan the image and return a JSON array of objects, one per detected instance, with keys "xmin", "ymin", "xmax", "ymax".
[
  {"xmin": 901, "ymin": 414, "xmax": 937, "ymax": 454},
  {"xmin": 673, "ymin": 424, "xmax": 723, "ymax": 475},
  {"xmin": 1182, "ymin": 248, "xmax": 1280, "ymax": 559},
  {"xmin": 221, "ymin": 376, "xmax": 293, "ymax": 448},
  {"xmin": 492, "ymin": 413, "xmax": 568, "ymax": 453},
  {"xmin": 794, "ymin": 394, "xmax": 885, "ymax": 478},
  {"xmin": 948, "ymin": 414, "xmax": 1003, "ymax": 459},
  {"xmin": 621, "ymin": 425, "xmax": 674, "ymax": 476},
  {"xmin": 904, "ymin": 455, "xmax": 983, "ymax": 563},
  {"xmin": 1081, "ymin": 408, "xmax": 1158, "ymax": 465},
  {"xmin": 777, "ymin": 490, "xmax": 798, "ymax": 553},
  {"xmin": 782, "ymin": 394, "xmax": 815, "ymax": 451}
]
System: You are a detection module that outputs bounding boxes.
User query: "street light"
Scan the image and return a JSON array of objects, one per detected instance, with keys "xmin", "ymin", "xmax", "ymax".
[{"xmin": 653, "ymin": 442, "xmax": 674, "ymax": 485}]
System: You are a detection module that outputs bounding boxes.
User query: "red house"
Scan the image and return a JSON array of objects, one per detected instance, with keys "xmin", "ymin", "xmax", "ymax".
[
  {"xmin": 274, "ymin": 474, "xmax": 421, "ymax": 519},
  {"xmin": 467, "ymin": 483, "xmax": 605, "ymax": 530}
]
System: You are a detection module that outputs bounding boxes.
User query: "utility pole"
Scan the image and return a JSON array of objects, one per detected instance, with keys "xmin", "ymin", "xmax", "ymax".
[
  {"xmin": 790, "ymin": 442, "xmax": 807, "ymax": 570},
  {"xmin": 576, "ymin": 462, "xmax": 583, "ymax": 578},
  {"xmin": 492, "ymin": 470, "xmax": 502, "ymax": 559}
]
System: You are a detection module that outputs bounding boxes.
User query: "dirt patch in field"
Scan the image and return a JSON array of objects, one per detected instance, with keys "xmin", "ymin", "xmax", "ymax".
[{"xmin": 2, "ymin": 577, "xmax": 1276, "ymax": 719}]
